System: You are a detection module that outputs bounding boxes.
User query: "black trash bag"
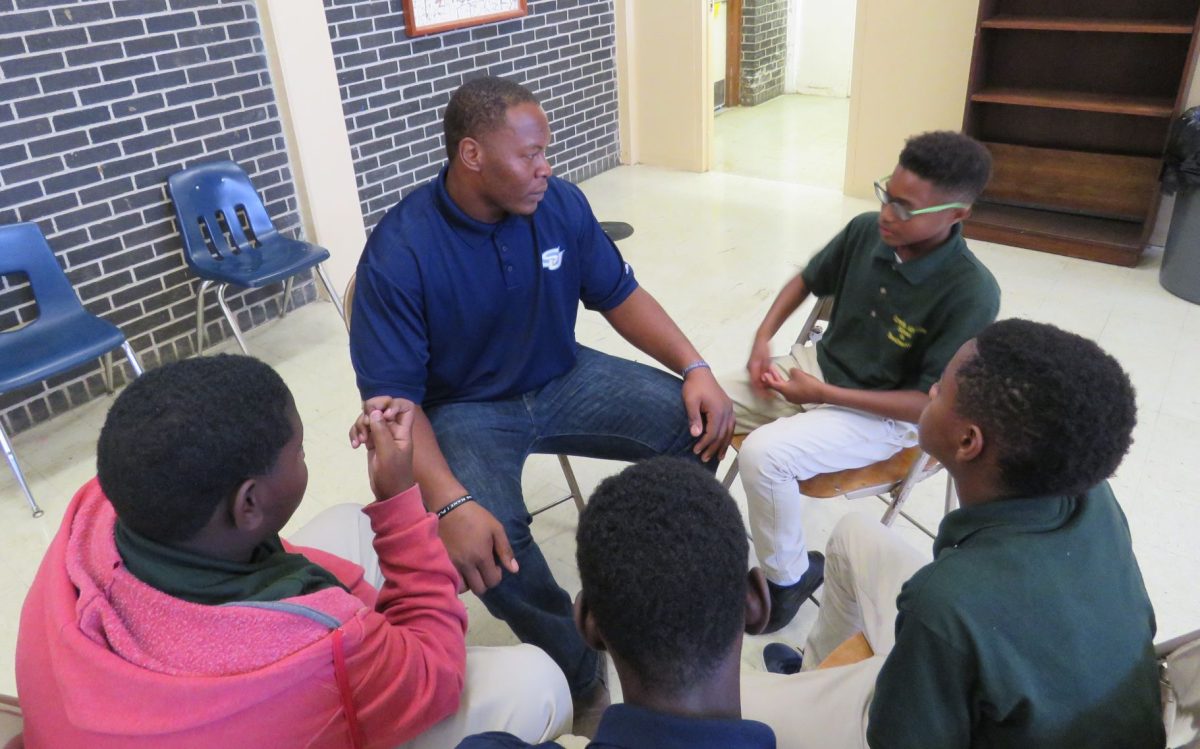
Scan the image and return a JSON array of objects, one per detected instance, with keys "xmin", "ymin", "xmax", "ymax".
[{"xmin": 1162, "ymin": 106, "xmax": 1200, "ymax": 194}]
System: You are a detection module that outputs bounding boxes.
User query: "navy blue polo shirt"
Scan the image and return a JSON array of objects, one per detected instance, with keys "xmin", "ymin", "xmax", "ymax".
[
  {"xmin": 350, "ymin": 167, "xmax": 639, "ymax": 406},
  {"xmin": 456, "ymin": 703, "xmax": 777, "ymax": 748}
]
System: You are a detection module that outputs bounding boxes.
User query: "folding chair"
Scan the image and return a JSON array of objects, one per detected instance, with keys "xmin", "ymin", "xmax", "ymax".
[
  {"xmin": 166, "ymin": 161, "xmax": 346, "ymax": 355},
  {"xmin": 721, "ymin": 296, "xmax": 955, "ymax": 539},
  {"xmin": 1160, "ymin": 627, "xmax": 1200, "ymax": 748},
  {"xmin": 341, "ymin": 272, "xmax": 584, "ymax": 516},
  {"xmin": 0, "ymin": 223, "xmax": 144, "ymax": 518}
]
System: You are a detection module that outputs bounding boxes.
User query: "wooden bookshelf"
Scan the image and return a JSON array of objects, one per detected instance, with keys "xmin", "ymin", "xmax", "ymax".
[
  {"xmin": 970, "ymin": 88, "xmax": 1174, "ymax": 117},
  {"xmin": 981, "ymin": 16, "xmax": 1193, "ymax": 34},
  {"xmin": 961, "ymin": 0, "xmax": 1200, "ymax": 266}
]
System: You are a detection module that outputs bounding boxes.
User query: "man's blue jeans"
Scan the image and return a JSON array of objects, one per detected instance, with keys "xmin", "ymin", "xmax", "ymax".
[{"xmin": 426, "ymin": 346, "xmax": 709, "ymax": 696}]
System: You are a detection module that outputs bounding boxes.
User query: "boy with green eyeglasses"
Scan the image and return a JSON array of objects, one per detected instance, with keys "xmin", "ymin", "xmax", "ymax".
[{"xmin": 722, "ymin": 131, "xmax": 1001, "ymax": 634}]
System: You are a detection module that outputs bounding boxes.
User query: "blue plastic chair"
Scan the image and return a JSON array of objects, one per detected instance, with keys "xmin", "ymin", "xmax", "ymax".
[
  {"xmin": 166, "ymin": 161, "xmax": 346, "ymax": 354},
  {"xmin": 0, "ymin": 223, "xmax": 144, "ymax": 517}
]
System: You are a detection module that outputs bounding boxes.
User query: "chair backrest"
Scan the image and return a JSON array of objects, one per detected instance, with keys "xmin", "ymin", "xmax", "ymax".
[
  {"xmin": 1160, "ymin": 628, "xmax": 1200, "ymax": 747},
  {"xmin": 0, "ymin": 223, "xmax": 89, "ymax": 327},
  {"xmin": 166, "ymin": 161, "xmax": 279, "ymax": 266}
]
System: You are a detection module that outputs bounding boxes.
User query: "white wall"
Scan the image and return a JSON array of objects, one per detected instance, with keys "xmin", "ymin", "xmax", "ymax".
[
  {"xmin": 710, "ymin": 0, "xmax": 728, "ymax": 95},
  {"xmin": 786, "ymin": 0, "xmax": 857, "ymax": 98}
]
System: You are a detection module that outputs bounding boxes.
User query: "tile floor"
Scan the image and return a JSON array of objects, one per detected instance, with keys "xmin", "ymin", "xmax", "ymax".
[
  {"xmin": 3, "ymin": 142, "xmax": 1199, "ymax": 702},
  {"xmin": 714, "ymin": 94, "xmax": 851, "ymax": 189}
]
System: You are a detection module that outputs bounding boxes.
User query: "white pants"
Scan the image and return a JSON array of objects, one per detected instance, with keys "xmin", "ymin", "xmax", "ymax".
[
  {"xmin": 742, "ymin": 512, "xmax": 930, "ymax": 749},
  {"xmin": 289, "ymin": 504, "xmax": 573, "ymax": 749},
  {"xmin": 723, "ymin": 344, "xmax": 918, "ymax": 584}
]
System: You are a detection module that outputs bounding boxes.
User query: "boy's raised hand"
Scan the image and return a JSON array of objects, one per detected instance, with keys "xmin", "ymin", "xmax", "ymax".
[
  {"xmin": 365, "ymin": 400, "xmax": 416, "ymax": 502},
  {"xmin": 349, "ymin": 396, "xmax": 406, "ymax": 449}
]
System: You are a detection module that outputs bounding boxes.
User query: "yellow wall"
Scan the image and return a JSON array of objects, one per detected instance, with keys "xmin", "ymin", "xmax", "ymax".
[
  {"xmin": 615, "ymin": 0, "xmax": 710, "ymax": 171},
  {"xmin": 257, "ymin": 0, "xmax": 364, "ymax": 292},
  {"xmin": 842, "ymin": 0, "xmax": 981, "ymax": 197}
]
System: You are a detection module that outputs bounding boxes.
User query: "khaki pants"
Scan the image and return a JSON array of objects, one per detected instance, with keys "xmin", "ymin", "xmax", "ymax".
[
  {"xmin": 289, "ymin": 504, "xmax": 573, "ymax": 749},
  {"xmin": 720, "ymin": 346, "xmax": 919, "ymax": 584},
  {"xmin": 741, "ymin": 512, "xmax": 930, "ymax": 749}
]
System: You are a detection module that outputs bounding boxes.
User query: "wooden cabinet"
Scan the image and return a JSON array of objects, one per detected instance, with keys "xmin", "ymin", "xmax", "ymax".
[{"xmin": 961, "ymin": 0, "xmax": 1200, "ymax": 266}]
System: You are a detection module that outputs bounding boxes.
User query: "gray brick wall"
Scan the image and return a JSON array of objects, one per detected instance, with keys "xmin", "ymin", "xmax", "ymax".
[
  {"xmin": 0, "ymin": 0, "xmax": 307, "ymax": 435},
  {"xmin": 741, "ymin": 0, "xmax": 788, "ymax": 106},
  {"xmin": 323, "ymin": 0, "xmax": 621, "ymax": 231}
]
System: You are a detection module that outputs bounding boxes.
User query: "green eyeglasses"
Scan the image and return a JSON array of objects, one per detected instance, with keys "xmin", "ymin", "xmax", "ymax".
[{"xmin": 874, "ymin": 176, "xmax": 968, "ymax": 222}]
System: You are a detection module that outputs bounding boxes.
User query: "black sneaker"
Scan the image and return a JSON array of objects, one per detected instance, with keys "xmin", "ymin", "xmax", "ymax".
[
  {"xmin": 763, "ymin": 551, "xmax": 825, "ymax": 634},
  {"xmin": 763, "ymin": 642, "xmax": 804, "ymax": 674}
]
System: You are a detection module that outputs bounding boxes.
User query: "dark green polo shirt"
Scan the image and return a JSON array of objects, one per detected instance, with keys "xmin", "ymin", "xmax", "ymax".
[
  {"xmin": 801, "ymin": 212, "xmax": 999, "ymax": 393},
  {"xmin": 868, "ymin": 482, "xmax": 1164, "ymax": 749}
]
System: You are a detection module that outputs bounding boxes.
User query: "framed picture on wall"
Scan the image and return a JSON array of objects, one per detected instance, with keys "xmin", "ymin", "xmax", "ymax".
[{"xmin": 402, "ymin": 0, "xmax": 528, "ymax": 37}]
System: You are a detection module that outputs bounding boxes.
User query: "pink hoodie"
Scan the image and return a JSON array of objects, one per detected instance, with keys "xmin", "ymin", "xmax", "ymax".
[{"xmin": 16, "ymin": 478, "xmax": 468, "ymax": 749}]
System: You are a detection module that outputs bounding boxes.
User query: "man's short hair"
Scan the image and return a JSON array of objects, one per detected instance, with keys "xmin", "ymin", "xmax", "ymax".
[
  {"xmin": 443, "ymin": 75, "xmax": 539, "ymax": 161},
  {"xmin": 899, "ymin": 131, "xmax": 992, "ymax": 202},
  {"xmin": 954, "ymin": 319, "xmax": 1137, "ymax": 498},
  {"xmin": 576, "ymin": 457, "xmax": 749, "ymax": 695},
  {"xmin": 97, "ymin": 354, "xmax": 295, "ymax": 543}
]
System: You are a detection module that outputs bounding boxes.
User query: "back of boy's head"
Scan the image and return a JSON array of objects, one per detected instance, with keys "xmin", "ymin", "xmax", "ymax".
[
  {"xmin": 576, "ymin": 457, "xmax": 748, "ymax": 695},
  {"xmin": 954, "ymin": 319, "xmax": 1136, "ymax": 498},
  {"xmin": 899, "ymin": 131, "xmax": 992, "ymax": 202},
  {"xmin": 97, "ymin": 354, "xmax": 294, "ymax": 544}
]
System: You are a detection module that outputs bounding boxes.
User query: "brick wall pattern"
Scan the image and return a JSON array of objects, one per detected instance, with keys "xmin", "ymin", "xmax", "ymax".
[
  {"xmin": 741, "ymin": 0, "xmax": 788, "ymax": 106},
  {"xmin": 323, "ymin": 0, "xmax": 621, "ymax": 232},
  {"xmin": 0, "ymin": 0, "xmax": 309, "ymax": 435}
]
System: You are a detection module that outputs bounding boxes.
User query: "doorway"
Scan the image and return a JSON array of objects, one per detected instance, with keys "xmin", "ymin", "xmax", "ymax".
[{"xmin": 712, "ymin": 0, "xmax": 857, "ymax": 191}]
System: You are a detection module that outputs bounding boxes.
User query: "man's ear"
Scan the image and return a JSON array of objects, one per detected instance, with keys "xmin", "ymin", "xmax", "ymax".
[
  {"xmin": 745, "ymin": 567, "xmax": 771, "ymax": 636},
  {"xmin": 957, "ymin": 423, "xmax": 985, "ymax": 463},
  {"xmin": 574, "ymin": 592, "xmax": 607, "ymax": 653},
  {"xmin": 458, "ymin": 136, "xmax": 484, "ymax": 173},
  {"xmin": 229, "ymin": 479, "xmax": 266, "ymax": 533}
]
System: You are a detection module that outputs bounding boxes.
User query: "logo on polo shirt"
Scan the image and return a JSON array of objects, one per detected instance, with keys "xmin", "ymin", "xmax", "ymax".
[
  {"xmin": 542, "ymin": 247, "xmax": 564, "ymax": 271},
  {"xmin": 887, "ymin": 314, "xmax": 927, "ymax": 349}
]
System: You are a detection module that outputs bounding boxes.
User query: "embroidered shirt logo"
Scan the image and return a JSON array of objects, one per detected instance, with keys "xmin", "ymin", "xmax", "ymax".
[
  {"xmin": 542, "ymin": 247, "xmax": 563, "ymax": 271},
  {"xmin": 887, "ymin": 315, "xmax": 927, "ymax": 349}
]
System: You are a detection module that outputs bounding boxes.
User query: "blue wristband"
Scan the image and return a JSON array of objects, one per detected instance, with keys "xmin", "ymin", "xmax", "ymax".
[{"xmin": 681, "ymin": 360, "xmax": 710, "ymax": 378}]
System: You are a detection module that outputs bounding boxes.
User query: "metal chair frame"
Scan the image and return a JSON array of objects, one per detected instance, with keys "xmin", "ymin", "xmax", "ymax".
[
  {"xmin": 720, "ymin": 296, "xmax": 955, "ymax": 539},
  {"xmin": 341, "ymin": 273, "xmax": 585, "ymax": 516}
]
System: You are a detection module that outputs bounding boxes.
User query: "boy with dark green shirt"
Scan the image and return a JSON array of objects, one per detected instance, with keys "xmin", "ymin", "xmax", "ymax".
[
  {"xmin": 726, "ymin": 132, "xmax": 1000, "ymax": 632},
  {"xmin": 741, "ymin": 319, "xmax": 1163, "ymax": 748}
]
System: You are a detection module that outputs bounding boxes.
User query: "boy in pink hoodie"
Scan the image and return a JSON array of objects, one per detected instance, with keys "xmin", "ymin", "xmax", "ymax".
[{"xmin": 16, "ymin": 354, "xmax": 570, "ymax": 748}]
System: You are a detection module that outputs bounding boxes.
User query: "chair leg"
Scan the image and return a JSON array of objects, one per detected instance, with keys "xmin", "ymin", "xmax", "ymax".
[
  {"xmin": 720, "ymin": 456, "xmax": 740, "ymax": 490},
  {"xmin": 278, "ymin": 276, "xmax": 295, "ymax": 319},
  {"xmin": 102, "ymin": 351, "xmax": 115, "ymax": 394},
  {"xmin": 122, "ymin": 341, "xmax": 145, "ymax": 377},
  {"xmin": 558, "ymin": 454, "xmax": 585, "ymax": 513},
  {"xmin": 196, "ymin": 279, "xmax": 213, "ymax": 355},
  {"xmin": 315, "ymin": 264, "xmax": 347, "ymax": 326},
  {"xmin": 0, "ymin": 423, "xmax": 44, "ymax": 518},
  {"xmin": 215, "ymin": 283, "xmax": 249, "ymax": 355}
]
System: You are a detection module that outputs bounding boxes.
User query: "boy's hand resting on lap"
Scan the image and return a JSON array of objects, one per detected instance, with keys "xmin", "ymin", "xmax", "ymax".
[
  {"xmin": 364, "ymin": 400, "xmax": 416, "ymax": 502},
  {"xmin": 763, "ymin": 367, "xmax": 826, "ymax": 406}
]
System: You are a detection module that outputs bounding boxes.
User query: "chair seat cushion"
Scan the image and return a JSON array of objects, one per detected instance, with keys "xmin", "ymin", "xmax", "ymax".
[
  {"xmin": 185, "ymin": 236, "xmax": 330, "ymax": 288},
  {"xmin": 799, "ymin": 446, "xmax": 924, "ymax": 498},
  {"xmin": 0, "ymin": 313, "xmax": 125, "ymax": 392}
]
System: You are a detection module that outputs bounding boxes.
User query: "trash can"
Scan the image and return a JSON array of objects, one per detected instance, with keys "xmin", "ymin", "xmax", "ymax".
[{"xmin": 1161, "ymin": 107, "xmax": 1200, "ymax": 304}]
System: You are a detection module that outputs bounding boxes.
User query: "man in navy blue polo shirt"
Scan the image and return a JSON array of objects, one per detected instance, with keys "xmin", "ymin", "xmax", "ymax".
[{"xmin": 347, "ymin": 76, "xmax": 734, "ymax": 723}]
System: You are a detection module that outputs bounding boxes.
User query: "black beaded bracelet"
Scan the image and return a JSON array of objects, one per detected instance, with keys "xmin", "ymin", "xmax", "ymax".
[{"xmin": 436, "ymin": 494, "xmax": 475, "ymax": 519}]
